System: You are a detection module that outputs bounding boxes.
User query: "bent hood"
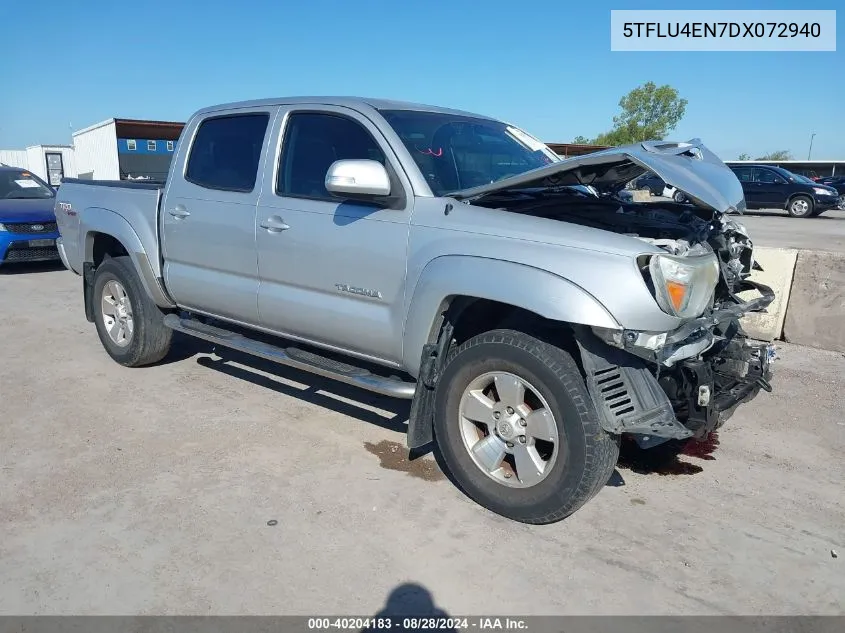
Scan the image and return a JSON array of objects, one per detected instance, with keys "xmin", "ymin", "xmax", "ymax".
[{"xmin": 449, "ymin": 139, "xmax": 745, "ymax": 215}]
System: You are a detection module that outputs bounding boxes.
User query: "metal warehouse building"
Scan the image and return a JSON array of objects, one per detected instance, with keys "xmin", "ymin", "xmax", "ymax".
[
  {"xmin": 73, "ymin": 118, "xmax": 185, "ymax": 181},
  {"xmin": 0, "ymin": 145, "xmax": 77, "ymax": 186}
]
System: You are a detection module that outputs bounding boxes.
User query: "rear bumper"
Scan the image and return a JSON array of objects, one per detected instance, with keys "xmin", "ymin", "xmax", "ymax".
[{"xmin": 0, "ymin": 231, "xmax": 61, "ymax": 264}]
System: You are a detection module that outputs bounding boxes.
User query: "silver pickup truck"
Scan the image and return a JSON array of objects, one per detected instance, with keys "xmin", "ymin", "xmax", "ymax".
[{"xmin": 54, "ymin": 97, "xmax": 775, "ymax": 524}]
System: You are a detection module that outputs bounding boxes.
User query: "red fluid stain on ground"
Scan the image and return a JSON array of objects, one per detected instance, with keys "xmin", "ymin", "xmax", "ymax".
[
  {"xmin": 617, "ymin": 432, "xmax": 722, "ymax": 477},
  {"xmin": 680, "ymin": 432, "xmax": 721, "ymax": 461}
]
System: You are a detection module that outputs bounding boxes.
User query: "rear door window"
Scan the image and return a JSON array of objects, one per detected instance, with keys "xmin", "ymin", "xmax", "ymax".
[{"xmin": 185, "ymin": 113, "xmax": 270, "ymax": 192}]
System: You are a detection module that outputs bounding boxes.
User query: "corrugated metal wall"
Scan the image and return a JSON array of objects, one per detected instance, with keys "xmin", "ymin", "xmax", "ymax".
[
  {"xmin": 73, "ymin": 121, "xmax": 119, "ymax": 180},
  {"xmin": 0, "ymin": 149, "xmax": 28, "ymax": 168}
]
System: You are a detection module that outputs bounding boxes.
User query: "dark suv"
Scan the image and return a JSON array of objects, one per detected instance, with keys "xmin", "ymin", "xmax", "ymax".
[{"xmin": 729, "ymin": 164, "xmax": 840, "ymax": 218}]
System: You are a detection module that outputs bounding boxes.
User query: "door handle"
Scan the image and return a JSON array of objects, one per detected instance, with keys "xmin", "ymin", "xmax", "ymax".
[
  {"xmin": 168, "ymin": 205, "xmax": 191, "ymax": 219},
  {"xmin": 259, "ymin": 215, "xmax": 291, "ymax": 232}
]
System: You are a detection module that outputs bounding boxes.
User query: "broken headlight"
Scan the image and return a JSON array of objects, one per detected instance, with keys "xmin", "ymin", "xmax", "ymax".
[{"xmin": 647, "ymin": 253, "xmax": 720, "ymax": 319}]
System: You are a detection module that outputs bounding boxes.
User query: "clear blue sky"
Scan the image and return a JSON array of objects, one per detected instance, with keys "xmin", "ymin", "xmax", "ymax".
[{"xmin": 1, "ymin": 0, "xmax": 841, "ymax": 160}]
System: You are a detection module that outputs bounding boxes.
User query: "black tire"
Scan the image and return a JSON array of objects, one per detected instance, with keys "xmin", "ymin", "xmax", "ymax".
[
  {"xmin": 92, "ymin": 255, "xmax": 172, "ymax": 367},
  {"xmin": 433, "ymin": 329, "xmax": 620, "ymax": 524},
  {"xmin": 672, "ymin": 190, "xmax": 686, "ymax": 203},
  {"xmin": 787, "ymin": 195, "xmax": 814, "ymax": 218}
]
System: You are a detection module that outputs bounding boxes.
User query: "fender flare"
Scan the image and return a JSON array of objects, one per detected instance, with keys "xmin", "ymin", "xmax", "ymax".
[
  {"xmin": 81, "ymin": 207, "xmax": 175, "ymax": 308},
  {"xmin": 401, "ymin": 255, "xmax": 620, "ymax": 377}
]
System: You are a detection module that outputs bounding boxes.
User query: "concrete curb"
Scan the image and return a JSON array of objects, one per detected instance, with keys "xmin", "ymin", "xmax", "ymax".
[
  {"xmin": 740, "ymin": 247, "xmax": 798, "ymax": 342},
  {"xmin": 783, "ymin": 250, "xmax": 845, "ymax": 353},
  {"xmin": 739, "ymin": 246, "xmax": 845, "ymax": 353}
]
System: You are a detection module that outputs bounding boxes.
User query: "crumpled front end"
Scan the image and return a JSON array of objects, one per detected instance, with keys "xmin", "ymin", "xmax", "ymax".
[{"xmin": 575, "ymin": 214, "xmax": 776, "ymax": 446}]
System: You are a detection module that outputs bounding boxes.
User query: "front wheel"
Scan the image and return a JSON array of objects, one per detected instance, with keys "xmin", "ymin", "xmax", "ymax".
[
  {"xmin": 433, "ymin": 329, "xmax": 620, "ymax": 524},
  {"xmin": 673, "ymin": 190, "xmax": 687, "ymax": 203},
  {"xmin": 92, "ymin": 255, "xmax": 172, "ymax": 367},
  {"xmin": 787, "ymin": 195, "xmax": 814, "ymax": 218}
]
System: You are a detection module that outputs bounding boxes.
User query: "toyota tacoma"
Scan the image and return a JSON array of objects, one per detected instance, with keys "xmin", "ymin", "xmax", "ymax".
[{"xmin": 53, "ymin": 97, "xmax": 775, "ymax": 524}]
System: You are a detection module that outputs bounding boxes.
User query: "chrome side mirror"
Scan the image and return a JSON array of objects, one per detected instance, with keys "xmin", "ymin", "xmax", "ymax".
[{"xmin": 325, "ymin": 159, "xmax": 391, "ymax": 198}]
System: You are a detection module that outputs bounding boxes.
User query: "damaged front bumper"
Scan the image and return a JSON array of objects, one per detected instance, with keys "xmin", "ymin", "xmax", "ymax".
[{"xmin": 576, "ymin": 280, "xmax": 776, "ymax": 444}]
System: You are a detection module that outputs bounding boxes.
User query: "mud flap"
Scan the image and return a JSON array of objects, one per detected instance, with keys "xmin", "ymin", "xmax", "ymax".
[
  {"xmin": 82, "ymin": 262, "xmax": 96, "ymax": 323},
  {"xmin": 576, "ymin": 331, "xmax": 693, "ymax": 441}
]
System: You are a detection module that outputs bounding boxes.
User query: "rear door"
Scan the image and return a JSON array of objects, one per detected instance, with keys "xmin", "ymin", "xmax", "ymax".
[
  {"xmin": 161, "ymin": 108, "xmax": 275, "ymax": 324},
  {"xmin": 254, "ymin": 106, "xmax": 413, "ymax": 364},
  {"xmin": 731, "ymin": 167, "xmax": 756, "ymax": 206}
]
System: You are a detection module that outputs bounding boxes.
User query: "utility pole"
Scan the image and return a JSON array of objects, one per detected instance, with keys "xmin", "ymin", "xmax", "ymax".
[{"xmin": 808, "ymin": 132, "xmax": 816, "ymax": 160}]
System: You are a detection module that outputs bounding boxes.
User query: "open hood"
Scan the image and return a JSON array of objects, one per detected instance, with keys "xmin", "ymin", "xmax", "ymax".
[{"xmin": 449, "ymin": 139, "xmax": 745, "ymax": 215}]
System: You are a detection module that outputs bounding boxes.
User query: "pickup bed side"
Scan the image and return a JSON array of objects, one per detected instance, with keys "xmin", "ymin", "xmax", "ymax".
[{"xmin": 55, "ymin": 180, "xmax": 174, "ymax": 312}]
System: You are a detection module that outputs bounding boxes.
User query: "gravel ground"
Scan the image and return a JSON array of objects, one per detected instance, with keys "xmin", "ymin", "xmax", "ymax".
[{"xmin": 1, "ymin": 263, "xmax": 843, "ymax": 615}]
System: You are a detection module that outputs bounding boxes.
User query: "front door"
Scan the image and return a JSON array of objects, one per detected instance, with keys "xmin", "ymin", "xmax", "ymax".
[
  {"xmin": 161, "ymin": 109, "xmax": 275, "ymax": 324},
  {"xmin": 255, "ymin": 107, "xmax": 413, "ymax": 364},
  {"xmin": 753, "ymin": 167, "xmax": 788, "ymax": 208}
]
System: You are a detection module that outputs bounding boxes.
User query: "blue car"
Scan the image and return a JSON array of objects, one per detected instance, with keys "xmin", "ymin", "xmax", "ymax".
[{"xmin": 0, "ymin": 166, "xmax": 61, "ymax": 266}]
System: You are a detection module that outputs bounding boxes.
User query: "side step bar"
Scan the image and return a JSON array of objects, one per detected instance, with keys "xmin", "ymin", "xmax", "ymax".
[{"xmin": 163, "ymin": 315, "xmax": 417, "ymax": 399}]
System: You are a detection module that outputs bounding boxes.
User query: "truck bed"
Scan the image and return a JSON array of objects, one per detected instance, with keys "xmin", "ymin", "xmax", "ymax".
[{"xmin": 54, "ymin": 178, "xmax": 164, "ymax": 276}]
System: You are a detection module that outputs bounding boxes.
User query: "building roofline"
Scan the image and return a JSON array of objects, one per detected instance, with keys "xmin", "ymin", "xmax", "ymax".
[
  {"xmin": 72, "ymin": 118, "xmax": 116, "ymax": 136},
  {"xmin": 25, "ymin": 144, "xmax": 74, "ymax": 150}
]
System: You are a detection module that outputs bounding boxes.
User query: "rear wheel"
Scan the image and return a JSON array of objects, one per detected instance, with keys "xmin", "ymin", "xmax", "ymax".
[
  {"xmin": 672, "ymin": 190, "xmax": 687, "ymax": 203},
  {"xmin": 433, "ymin": 329, "xmax": 619, "ymax": 524},
  {"xmin": 787, "ymin": 195, "xmax": 814, "ymax": 218},
  {"xmin": 92, "ymin": 255, "xmax": 172, "ymax": 366}
]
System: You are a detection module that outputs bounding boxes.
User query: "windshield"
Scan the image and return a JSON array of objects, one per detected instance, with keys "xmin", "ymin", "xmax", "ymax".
[
  {"xmin": 379, "ymin": 109, "xmax": 560, "ymax": 196},
  {"xmin": 0, "ymin": 170, "xmax": 55, "ymax": 199}
]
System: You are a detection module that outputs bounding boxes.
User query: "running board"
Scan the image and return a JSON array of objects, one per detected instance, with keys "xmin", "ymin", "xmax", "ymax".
[{"xmin": 163, "ymin": 314, "xmax": 416, "ymax": 399}]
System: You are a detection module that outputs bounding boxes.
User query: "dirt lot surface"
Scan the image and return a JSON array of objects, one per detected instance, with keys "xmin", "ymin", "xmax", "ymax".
[{"xmin": 1, "ymin": 264, "xmax": 843, "ymax": 615}]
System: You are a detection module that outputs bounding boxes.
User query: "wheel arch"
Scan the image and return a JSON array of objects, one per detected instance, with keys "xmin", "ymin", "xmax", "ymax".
[
  {"xmin": 80, "ymin": 207, "xmax": 175, "ymax": 310},
  {"xmin": 401, "ymin": 255, "xmax": 620, "ymax": 377},
  {"xmin": 785, "ymin": 192, "xmax": 814, "ymax": 213}
]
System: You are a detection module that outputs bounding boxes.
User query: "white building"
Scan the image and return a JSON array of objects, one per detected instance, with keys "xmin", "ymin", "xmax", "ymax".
[
  {"xmin": 1, "ymin": 117, "xmax": 184, "ymax": 185},
  {"xmin": 73, "ymin": 118, "xmax": 184, "ymax": 181},
  {"xmin": 0, "ymin": 145, "xmax": 77, "ymax": 186}
]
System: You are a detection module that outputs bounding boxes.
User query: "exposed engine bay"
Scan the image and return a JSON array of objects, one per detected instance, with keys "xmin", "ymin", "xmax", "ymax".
[{"xmin": 472, "ymin": 188, "xmax": 776, "ymax": 445}]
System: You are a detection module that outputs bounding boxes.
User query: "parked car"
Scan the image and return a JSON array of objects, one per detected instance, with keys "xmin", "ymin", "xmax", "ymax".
[
  {"xmin": 633, "ymin": 172, "xmax": 666, "ymax": 195},
  {"xmin": 633, "ymin": 172, "xmax": 688, "ymax": 202},
  {"xmin": 0, "ymin": 167, "xmax": 62, "ymax": 266},
  {"xmin": 728, "ymin": 164, "xmax": 840, "ymax": 217},
  {"xmin": 816, "ymin": 176, "xmax": 845, "ymax": 208},
  {"xmin": 54, "ymin": 97, "xmax": 775, "ymax": 524}
]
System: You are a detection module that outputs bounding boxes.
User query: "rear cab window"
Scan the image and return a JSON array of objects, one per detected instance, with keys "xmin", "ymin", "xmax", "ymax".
[{"xmin": 185, "ymin": 113, "xmax": 271, "ymax": 192}]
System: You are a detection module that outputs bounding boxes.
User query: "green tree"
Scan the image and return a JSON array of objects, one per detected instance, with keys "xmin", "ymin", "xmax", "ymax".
[
  {"xmin": 595, "ymin": 82, "xmax": 688, "ymax": 145},
  {"xmin": 755, "ymin": 150, "xmax": 793, "ymax": 161},
  {"xmin": 737, "ymin": 153, "xmax": 751, "ymax": 160},
  {"xmin": 572, "ymin": 135, "xmax": 591, "ymax": 144}
]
